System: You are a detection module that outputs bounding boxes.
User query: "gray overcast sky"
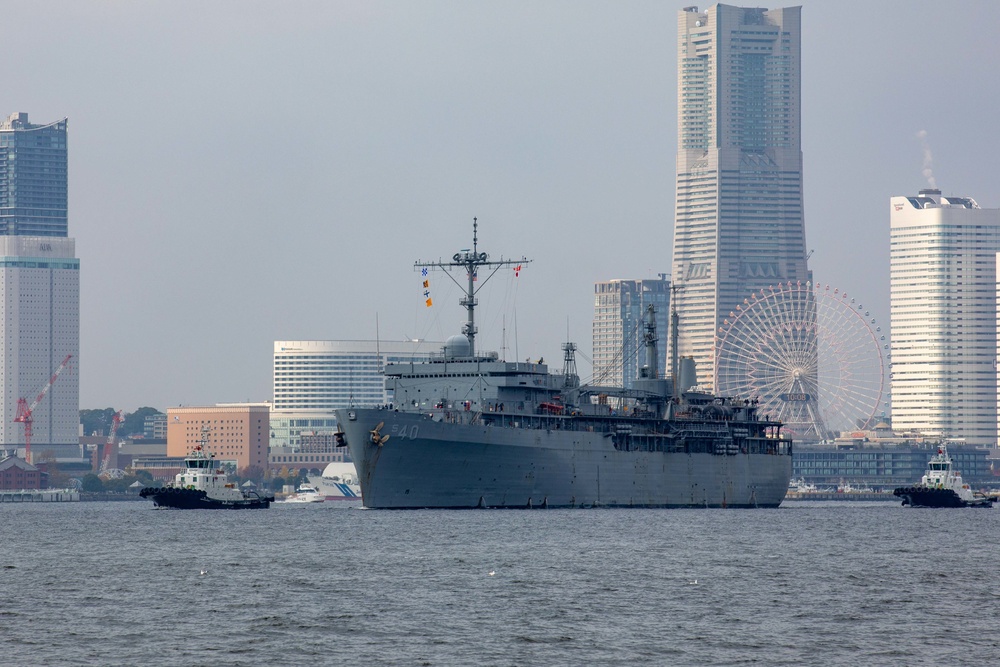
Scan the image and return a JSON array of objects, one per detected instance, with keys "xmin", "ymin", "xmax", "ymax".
[{"xmin": 5, "ymin": 0, "xmax": 1000, "ymax": 411}]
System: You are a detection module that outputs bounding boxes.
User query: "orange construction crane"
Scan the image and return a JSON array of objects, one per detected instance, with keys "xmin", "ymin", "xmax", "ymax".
[
  {"xmin": 99, "ymin": 410, "xmax": 124, "ymax": 476},
  {"xmin": 13, "ymin": 354, "xmax": 73, "ymax": 465}
]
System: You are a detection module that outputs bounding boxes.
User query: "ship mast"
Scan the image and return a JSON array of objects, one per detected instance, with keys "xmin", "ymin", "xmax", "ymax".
[
  {"xmin": 642, "ymin": 304, "xmax": 658, "ymax": 379},
  {"xmin": 415, "ymin": 218, "xmax": 530, "ymax": 358},
  {"xmin": 561, "ymin": 341, "xmax": 579, "ymax": 387},
  {"xmin": 670, "ymin": 283, "xmax": 680, "ymax": 400}
]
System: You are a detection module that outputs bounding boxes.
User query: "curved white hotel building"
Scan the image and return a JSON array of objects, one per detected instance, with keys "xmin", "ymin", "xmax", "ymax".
[
  {"xmin": 271, "ymin": 340, "xmax": 440, "ymax": 448},
  {"xmin": 889, "ymin": 189, "xmax": 1000, "ymax": 447}
]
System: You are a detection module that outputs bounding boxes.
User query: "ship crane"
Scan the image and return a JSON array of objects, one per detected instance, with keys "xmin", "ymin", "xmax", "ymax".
[
  {"xmin": 13, "ymin": 354, "xmax": 73, "ymax": 465},
  {"xmin": 98, "ymin": 410, "xmax": 124, "ymax": 478}
]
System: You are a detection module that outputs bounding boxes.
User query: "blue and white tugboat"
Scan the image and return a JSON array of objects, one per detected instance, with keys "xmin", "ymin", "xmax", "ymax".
[
  {"xmin": 139, "ymin": 429, "xmax": 274, "ymax": 509},
  {"xmin": 893, "ymin": 446, "xmax": 995, "ymax": 508}
]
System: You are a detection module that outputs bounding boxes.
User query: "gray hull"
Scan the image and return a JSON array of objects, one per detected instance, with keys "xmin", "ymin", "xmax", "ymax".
[{"xmin": 338, "ymin": 409, "xmax": 791, "ymax": 509}]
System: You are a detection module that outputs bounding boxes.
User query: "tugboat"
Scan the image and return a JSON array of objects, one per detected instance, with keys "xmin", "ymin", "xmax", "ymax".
[
  {"xmin": 893, "ymin": 446, "xmax": 995, "ymax": 508},
  {"xmin": 139, "ymin": 428, "xmax": 274, "ymax": 509}
]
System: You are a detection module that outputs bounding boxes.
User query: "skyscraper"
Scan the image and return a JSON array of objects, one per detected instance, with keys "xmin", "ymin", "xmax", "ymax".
[
  {"xmin": 592, "ymin": 276, "xmax": 670, "ymax": 389},
  {"xmin": 0, "ymin": 113, "xmax": 68, "ymax": 237},
  {"xmin": 889, "ymin": 189, "xmax": 1000, "ymax": 447},
  {"xmin": 671, "ymin": 5, "xmax": 810, "ymax": 389},
  {"xmin": 0, "ymin": 113, "xmax": 79, "ymax": 460}
]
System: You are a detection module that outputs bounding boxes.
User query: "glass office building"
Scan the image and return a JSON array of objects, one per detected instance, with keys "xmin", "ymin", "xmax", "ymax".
[
  {"xmin": 793, "ymin": 444, "xmax": 995, "ymax": 487},
  {"xmin": 0, "ymin": 113, "xmax": 68, "ymax": 237},
  {"xmin": 592, "ymin": 276, "xmax": 671, "ymax": 389}
]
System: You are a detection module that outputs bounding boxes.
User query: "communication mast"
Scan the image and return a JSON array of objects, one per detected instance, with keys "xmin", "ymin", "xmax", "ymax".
[
  {"xmin": 414, "ymin": 218, "xmax": 530, "ymax": 358},
  {"xmin": 13, "ymin": 354, "xmax": 73, "ymax": 464},
  {"xmin": 98, "ymin": 410, "xmax": 124, "ymax": 477}
]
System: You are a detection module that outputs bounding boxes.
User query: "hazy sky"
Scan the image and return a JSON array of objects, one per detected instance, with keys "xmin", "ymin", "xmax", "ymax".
[{"xmin": 5, "ymin": 0, "xmax": 1000, "ymax": 411}]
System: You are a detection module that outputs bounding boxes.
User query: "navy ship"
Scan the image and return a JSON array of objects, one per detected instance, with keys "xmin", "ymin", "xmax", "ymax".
[{"xmin": 334, "ymin": 221, "xmax": 792, "ymax": 508}]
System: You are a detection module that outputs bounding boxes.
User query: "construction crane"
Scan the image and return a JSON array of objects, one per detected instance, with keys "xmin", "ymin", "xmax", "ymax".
[
  {"xmin": 98, "ymin": 410, "xmax": 124, "ymax": 477},
  {"xmin": 13, "ymin": 354, "xmax": 73, "ymax": 465}
]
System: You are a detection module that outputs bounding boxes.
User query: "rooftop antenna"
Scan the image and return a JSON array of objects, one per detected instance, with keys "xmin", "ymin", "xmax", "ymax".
[
  {"xmin": 415, "ymin": 217, "xmax": 530, "ymax": 358},
  {"xmin": 375, "ymin": 312, "xmax": 382, "ymax": 374}
]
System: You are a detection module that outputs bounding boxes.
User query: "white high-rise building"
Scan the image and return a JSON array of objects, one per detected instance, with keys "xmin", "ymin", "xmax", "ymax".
[
  {"xmin": 889, "ymin": 189, "xmax": 1000, "ymax": 447},
  {"xmin": 671, "ymin": 5, "xmax": 811, "ymax": 390},
  {"xmin": 271, "ymin": 340, "xmax": 440, "ymax": 448},
  {"xmin": 0, "ymin": 237, "xmax": 79, "ymax": 456}
]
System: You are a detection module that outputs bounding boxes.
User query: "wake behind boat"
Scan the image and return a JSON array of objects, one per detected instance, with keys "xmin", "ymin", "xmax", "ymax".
[
  {"xmin": 334, "ymin": 220, "xmax": 792, "ymax": 509},
  {"xmin": 893, "ymin": 446, "xmax": 995, "ymax": 508}
]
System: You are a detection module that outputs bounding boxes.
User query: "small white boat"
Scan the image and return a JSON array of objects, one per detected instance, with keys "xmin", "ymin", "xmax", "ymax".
[
  {"xmin": 837, "ymin": 481, "xmax": 874, "ymax": 494},
  {"xmin": 281, "ymin": 485, "xmax": 325, "ymax": 504},
  {"xmin": 308, "ymin": 462, "xmax": 362, "ymax": 501}
]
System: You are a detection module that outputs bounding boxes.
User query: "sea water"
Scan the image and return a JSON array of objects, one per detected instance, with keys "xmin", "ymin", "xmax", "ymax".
[{"xmin": 2, "ymin": 500, "xmax": 998, "ymax": 666}]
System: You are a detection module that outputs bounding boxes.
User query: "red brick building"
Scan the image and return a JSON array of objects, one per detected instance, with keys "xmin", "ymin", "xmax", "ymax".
[{"xmin": 0, "ymin": 456, "xmax": 42, "ymax": 490}]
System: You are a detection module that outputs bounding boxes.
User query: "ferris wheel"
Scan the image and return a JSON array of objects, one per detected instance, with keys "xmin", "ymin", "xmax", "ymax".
[{"xmin": 714, "ymin": 281, "xmax": 888, "ymax": 441}]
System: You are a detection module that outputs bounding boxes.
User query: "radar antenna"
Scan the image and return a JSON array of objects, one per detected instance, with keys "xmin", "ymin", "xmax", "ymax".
[
  {"xmin": 415, "ymin": 218, "xmax": 530, "ymax": 357},
  {"xmin": 670, "ymin": 283, "xmax": 682, "ymax": 400}
]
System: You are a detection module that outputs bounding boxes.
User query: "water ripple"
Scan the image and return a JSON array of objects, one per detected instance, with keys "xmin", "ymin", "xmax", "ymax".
[{"xmin": 2, "ymin": 502, "xmax": 999, "ymax": 666}]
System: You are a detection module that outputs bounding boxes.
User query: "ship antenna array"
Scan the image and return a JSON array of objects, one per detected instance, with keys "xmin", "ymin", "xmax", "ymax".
[{"xmin": 415, "ymin": 217, "xmax": 530, "ymax": 358}]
